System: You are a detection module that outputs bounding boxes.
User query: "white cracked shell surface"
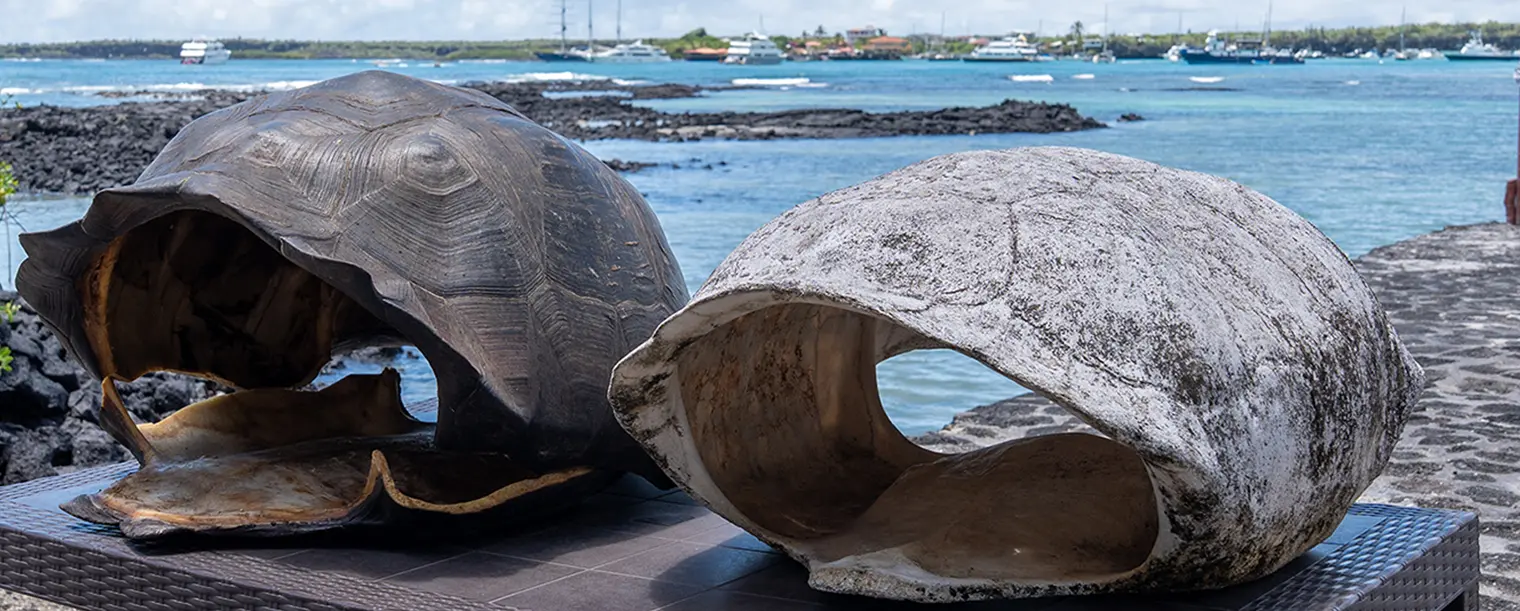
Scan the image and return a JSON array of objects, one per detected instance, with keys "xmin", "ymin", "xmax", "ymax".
[{"xmin": 608, "ymin": 147, "xmax": 1424, "ymax": 602}]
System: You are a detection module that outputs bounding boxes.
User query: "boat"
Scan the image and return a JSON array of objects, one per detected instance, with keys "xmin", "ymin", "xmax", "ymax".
[
  {"xmin": 1392, "ymin": 7, "xmax": 1412, "ymax": 61},
  {"xmin": 963, "ymin": 34, "xmax": 1047, "ymax": 62},
  {"xmin": 1164, "ymin": 43, "xmax": 1193, "ymax": 62},
  {"xmin": 537, "ymin": 0, "xmax": 592, "ymax": 61},
  {"xmin": 179, "ymin": 38, "xmax": 231, "ymax": 65},
  {"xmin": 1181, "ymin": 30, "xmax": 1303, "ymax": 64},
  {"xmin": 723, "ymin": 32, "xmax": 784, "ymax": 65},
  {"xmin": 920, "ymin": 12, "xmax": 961, "ymax": 61},
  {"xmin": 1446, "ymin": 31, "xmax": 1520, "ymax": 61},
  {"xmin": 587, "ymin": 40, "xmax": 671, "ymax": 63},
  {"xmin": 1090, "ymin": 4, "xmax": 1116, "ymax": 63},
  {"xmin": 582, "ymin": 0, "xmax": 670, "ymax": 63}
]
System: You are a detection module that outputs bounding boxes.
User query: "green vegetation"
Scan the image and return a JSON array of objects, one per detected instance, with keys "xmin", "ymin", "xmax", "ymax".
[
  {"xmin": 657, "ymin": 28, "xmax": 730, "ymax": 58},
  {"xmin": 0, "ymin": 161, "xmax": 15, "ymax": 374}
]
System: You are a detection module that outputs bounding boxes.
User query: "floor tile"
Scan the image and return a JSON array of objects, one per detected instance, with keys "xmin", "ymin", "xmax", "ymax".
[
  {"xmin": 652, "ymin": 490, "xmax": 704, "ymax": 506},
  {"xmin": 281, "ymin": 546, "xmax": 466, "ymax": 580},
  {"xmin": 598, "ymin": 541, "xmax": 782, "ymax": 589},
  {"xmin": 604, "ymin": 474, "xmax": 675, "ymax": 499},
  {"xmin": 382, "ymin": 551, "xmax": 582, "ymax": 601},
  {"xmin": 232, "ymin": 547, "xmax": 309, "ymax": 560},
  {"xmin": 686, "ymin": 522, "xmax": 776, "ymax": 553},
  {"xmin": 499, "ymin": 569, "xmax": 704, "ymax": 611},
  {"xmin": 483, "ymin": 525, "xmax": 676, "ymax": 568},
  {"xmin": 658, "ymin": 590, "xmax": 826, "ymax": 610},
  {"xmin": 572, "ymin": 498, "xmax": 723, "ymax": 539}
]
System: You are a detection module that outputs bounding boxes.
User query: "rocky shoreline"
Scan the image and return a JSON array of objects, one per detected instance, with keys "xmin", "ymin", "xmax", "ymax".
[{"xmin": 0, "ymin": 79, "xmax": 1107, "ymax": 195}]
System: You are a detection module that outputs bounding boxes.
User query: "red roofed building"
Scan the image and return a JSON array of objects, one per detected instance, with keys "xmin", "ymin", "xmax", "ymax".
[{"xmin": 864, "ymin": 36, "xmax": 912, "ymax": 54}]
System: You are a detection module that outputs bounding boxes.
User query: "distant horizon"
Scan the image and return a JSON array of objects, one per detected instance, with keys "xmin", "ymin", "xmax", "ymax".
[
  {"xmin": 6, "ymin": 18, "xmax": 1520, "ymax": 47},
  {"xmin": 0, "ymin": 0, "xmax": 1517, "ymax": 46}
]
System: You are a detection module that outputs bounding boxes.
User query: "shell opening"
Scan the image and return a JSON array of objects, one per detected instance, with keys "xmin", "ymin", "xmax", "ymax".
[
  {"xmin": 80, "ymin": 210, "xmax": 406, "ymax": 390},
  {"xmin": 67, "ymin": 209, "xmax": 597, "ymax": 535},
  {"xmin": 673, "ymin": 302, "xmax": 1159, "ymax": 584}
]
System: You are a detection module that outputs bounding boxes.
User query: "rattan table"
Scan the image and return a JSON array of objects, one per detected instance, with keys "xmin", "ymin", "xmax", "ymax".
[{"xmin": 0, "ymin": 463, "xmax": 1480, "ymax": 611}]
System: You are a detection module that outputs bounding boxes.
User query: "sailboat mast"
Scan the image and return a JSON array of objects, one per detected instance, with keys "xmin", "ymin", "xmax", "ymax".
[
  {"xmin": 587, "ymin": 0, "xmax": 594, "ymax": 49},
  {"xmin": 1400, "ymin": 5, "xmax": 1407, "ymax": 52},
  {"xmin": 559, "ymin": 0, "xmax": 567, "ymax": 53},
  {"xmin": 615, "ymin": 0, "xmax": 622, "ymax": 44},
  {"xmin": 1102, "ymin": 4, "xmax": 1109, "ymax": 53},
  {"xmin": 939, "ymin": 11, "xmax": 946, "ymax": 51},
  {"xmin": 1264, "ymin": 0, "xmax": 1272, "ymax": 48}
]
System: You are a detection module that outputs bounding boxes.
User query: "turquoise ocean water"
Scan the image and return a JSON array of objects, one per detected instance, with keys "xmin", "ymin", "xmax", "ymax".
[{"xmin": 2, "ymin": 57, "xmax": 1517, "ymax": 433}]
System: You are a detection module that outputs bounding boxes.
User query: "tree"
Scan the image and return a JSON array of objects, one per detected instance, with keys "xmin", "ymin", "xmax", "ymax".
[
  {"xmin": 814, "ymin": 25, "xmax": 828, "ymax": 37},
  {"xmin": 1070, "ymin": 21, "xmax": 1086, "ymax": 47}
]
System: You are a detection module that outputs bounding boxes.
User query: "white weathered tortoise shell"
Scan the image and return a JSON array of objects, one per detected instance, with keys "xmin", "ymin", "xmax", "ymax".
[{"xmin": 609, "ymin": 147, "xmax": 1423, "ymax": 602}]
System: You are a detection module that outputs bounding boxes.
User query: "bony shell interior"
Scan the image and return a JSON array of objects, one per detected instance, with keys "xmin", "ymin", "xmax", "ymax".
[
  {"xmin": 609, "ymin": 147, "xmax": 1424, "ymax": 602},
  {"xmin": 17, "ymin": 71, "xmax": 687, "ymax": 538},
  {"xmin": 57, "ymin": 209, "xmax": 603, "ymax": 538}
]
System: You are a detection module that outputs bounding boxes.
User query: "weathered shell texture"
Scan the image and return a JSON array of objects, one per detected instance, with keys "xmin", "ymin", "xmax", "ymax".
[
  {"xmin": 17, "ymin": 70, "xmax": 688, "ymax": 537},
  {"xmin": 609, "ymin": 147, "xmax": 1424, "ymax": 602}
]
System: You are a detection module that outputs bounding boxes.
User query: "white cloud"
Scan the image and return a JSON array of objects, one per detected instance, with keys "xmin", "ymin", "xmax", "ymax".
[{"xmin": 0, "ymin": 0, "xmax": 1515, "ymax": 43}]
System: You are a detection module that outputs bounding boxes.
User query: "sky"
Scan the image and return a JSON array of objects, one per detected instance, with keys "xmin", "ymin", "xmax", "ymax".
[{"xmin": 0, "ymin": 0, "xmax": 1517, "ymax": 43}]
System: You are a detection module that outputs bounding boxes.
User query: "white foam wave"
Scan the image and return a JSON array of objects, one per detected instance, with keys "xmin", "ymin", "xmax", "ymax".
[
  {"xmin": 1009, "ymin": 74, "xmax": 1054, "ymax": 83},
  {"xmin": 1072, "ymin": 73, "xmax": 1096, "ymax": 80},
  {"xmin": 1190, "ymin": 76, "xmax": 1225, "ymax": 84},
  {"xmin": 144, "ymin": 82, "xmax": 212, "ymax": 91},
  {"xmin": 0, "ymin": 87, "xmax": 36, "ymax": 95},
  {"xmin": 612, "ymin": 78, "xmax": 649, "ymax": 86},
  {"xmin": 731, "ymin": 77, "xmax": 811, "ymax": 86},
  {"xmin": 1345, "ymin": 80, "xmax": 1361, "ymax": 86},
  {"xmin": 504, "ymin": 71, "xmax": 609, "ymax": 83},
  {"xmin": 61, "ymin": 85, "xmax": 119, "ymax": 92}
]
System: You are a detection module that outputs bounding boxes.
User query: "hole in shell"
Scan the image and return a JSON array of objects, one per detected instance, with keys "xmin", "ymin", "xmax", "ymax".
[
  {"xmin": 68, "ymin": 209, "xmax": 583, "ymax": 533},
  {"xmin": 875, "ymin": 349, "xmax": 1029, "ymax": 437},
  {"xmin": 675, "ymin": 302, "xmax": 1159, "ymax": 583}
]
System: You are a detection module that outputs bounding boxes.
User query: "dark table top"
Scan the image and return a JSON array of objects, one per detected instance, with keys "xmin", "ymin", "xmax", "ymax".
[{"xmin": 0, "ymin": 461, "xmax": 1480, "ymax": 611}]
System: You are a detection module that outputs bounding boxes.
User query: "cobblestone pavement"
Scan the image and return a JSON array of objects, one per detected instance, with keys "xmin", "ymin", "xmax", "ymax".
[{"xmin": 916, "ymin": 222, "xmax": 1520, "ymax": 610}]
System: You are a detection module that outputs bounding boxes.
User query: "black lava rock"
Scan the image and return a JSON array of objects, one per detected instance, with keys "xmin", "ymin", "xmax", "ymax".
[{"xmin": 1, "ymin": 79, "xmax": 1109, "ymax": 196}]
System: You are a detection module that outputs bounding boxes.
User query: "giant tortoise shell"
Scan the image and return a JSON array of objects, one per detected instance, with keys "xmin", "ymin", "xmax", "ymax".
[{"xmin": 15, "ymin": 70, "xmax": 688, "ymax": 538}]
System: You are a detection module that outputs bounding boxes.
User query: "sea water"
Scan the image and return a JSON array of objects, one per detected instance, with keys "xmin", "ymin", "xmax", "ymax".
[{"xmin": 2, "ymin": 57, "xmax": 1517, "ymax": 433}]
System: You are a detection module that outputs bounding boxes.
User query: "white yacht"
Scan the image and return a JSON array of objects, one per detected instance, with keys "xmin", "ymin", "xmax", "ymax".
[
  {"xmin": 723, "ymin": 32, "xmax": 784, "ymax": 65},
  {"xmin": 963, "ymin": 34, "xmax": 1048, "ymax": 62},
  {"xmin": 586, "ymin": 40, "xmax": 671, "ymax": 63},
  {"xmin": 1446, "ymin": 31, "xmax": 1519, "ymax": 61},
  {"xmin": 179, "ymin": 38, "xmax": 231, "ymax": 65}
]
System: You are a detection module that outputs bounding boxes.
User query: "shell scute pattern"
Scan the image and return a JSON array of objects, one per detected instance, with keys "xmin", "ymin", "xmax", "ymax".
[{"xmin": 15, "ymin": 71, "xmax": 686, "ymax": 537}]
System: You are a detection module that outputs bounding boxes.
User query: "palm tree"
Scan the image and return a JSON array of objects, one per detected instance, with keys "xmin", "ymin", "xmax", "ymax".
[{"xmin": 1070, "ymin": 21, "xmax": 1086, "ymax": 48}]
